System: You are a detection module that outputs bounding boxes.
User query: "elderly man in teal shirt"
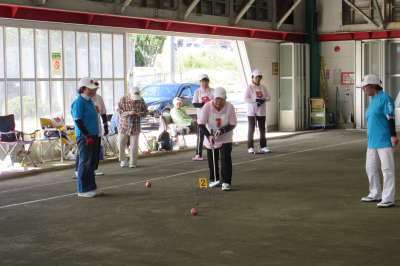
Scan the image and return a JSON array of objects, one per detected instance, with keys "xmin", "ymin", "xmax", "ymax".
[{"xmin": 170, "ymin": 97, "xmax": 197, "ymax": 132}]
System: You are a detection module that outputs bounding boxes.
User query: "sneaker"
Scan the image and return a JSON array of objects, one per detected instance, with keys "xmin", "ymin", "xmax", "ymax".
[
  {"xmin": 361, "ymin": 197, "xmax": 381, "ymax": 202},
  {"xmin": 94, "ymin": 189, "xmax": 104, "ymax": 196},
  {"xmin": 248, "ymin": 148, "xmax": 254, "ymax": 153},
  {"xmin": 120, "ymin": 160, "xmax": 128, "ymax": 167},
  {"xmin": 195, "ymin": 155, "xmax": 202, "ymax": 159},
  {"xmin": 222, "ymin": 183, "xmax": 230, "ymax": 191},
  {"xmin": 377, "ymin": 201, "xmax": 395, "ymax": 208},
  {"xmin": 94, "ymin": 170, "xmax": 104, "ymax": 176},
  {"xmin": 129, "ymin": 164, "xmax": 136, "ymax": 168},
  {"xmin": 209, "ymin": 181, "xmax": 220, "ymax": 187},
  {"xmin": 72, "ymin": 171, "xmax": 77, "ymax": 179},
  {"xmin": 261, "ymin": 147, "xmax": 270, "ymax": 153},
  {"xmin": 78, "ymin": 191, "xmax": 97, "ymax": 197}
]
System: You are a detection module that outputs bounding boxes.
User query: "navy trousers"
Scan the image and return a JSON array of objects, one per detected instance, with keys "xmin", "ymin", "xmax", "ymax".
[{"xmin": 76, "ymin": 135, "xmax": 98, "ymax": 193}]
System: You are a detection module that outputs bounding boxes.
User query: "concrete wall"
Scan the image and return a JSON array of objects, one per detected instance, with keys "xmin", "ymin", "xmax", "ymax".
[
  {"xmin": 244, "ymin": 41, "xmax": 279, "ymax": 131},
  {"xmin": 320, "ymin": 41, "xmax": 355, "ymax": 121}
]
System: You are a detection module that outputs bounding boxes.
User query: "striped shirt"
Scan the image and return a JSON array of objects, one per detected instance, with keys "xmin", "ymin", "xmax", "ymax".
[{"xmin": 118, "ymin": 95, "xmax": 149, "ymax": 136}]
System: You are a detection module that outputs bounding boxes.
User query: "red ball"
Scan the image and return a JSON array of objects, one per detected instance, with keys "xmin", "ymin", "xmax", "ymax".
[
  {"xmin": 191, "ymin": 208, "xmax": 198, "ymax": 215},
  {"xmin": 146, "ymin": 182, "xmax": 151, "ymax": 188}
]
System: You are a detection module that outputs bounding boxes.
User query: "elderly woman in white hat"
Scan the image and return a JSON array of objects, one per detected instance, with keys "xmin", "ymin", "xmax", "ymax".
[
  {"xmin": 198, "ymin": 87, "xmax": 237, "ymax": 191},
  {"xmin": 357, "ymin": 74, "xmax": 398, "ymax": 208},
  {"xmin": 71, "ymin": 77, "xmax": 102, "ymax": 197},
  {"xmin": 118, "ymin": 86, "xmax": 148, "ymax": 168},
  {"xmin": 244, "ymin": 69, "xmax": 271, "ymax": 153},
  {"xmin": 170, "ymin": 97, "xmax": 197, "ymax": 132},
  {"xmin": 192, "ymin": 74, "xmax": 214, "ymax": 159}
]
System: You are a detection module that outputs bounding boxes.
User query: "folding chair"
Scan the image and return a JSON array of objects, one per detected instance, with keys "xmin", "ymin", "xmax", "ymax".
[
  {"xmin": 36, "ymin": 117, "xmax": 75, "ymax": 163},
  {"xmin": 160, "ymin": 114, "xmax": 187, "ymax": 149},
  {"xmin": 139, "ymin": 117, "xmax": 153, "ymax": 153},
  {"xmin": 101, "ymin": 114, "xmax": 119, "ymax": 157},
  {"xmin": 0, "ymin": 114, "xmax": 39, "ymax": 167}
]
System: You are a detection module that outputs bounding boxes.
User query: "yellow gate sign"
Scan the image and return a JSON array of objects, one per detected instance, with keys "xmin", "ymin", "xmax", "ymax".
[{"xmin": 199, "ymin": 178, "xmax": 207, "ymax": 188}]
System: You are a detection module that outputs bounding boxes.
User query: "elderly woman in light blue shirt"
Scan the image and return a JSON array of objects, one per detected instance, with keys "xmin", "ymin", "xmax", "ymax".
[{"xmin": 357, "ymin": 74, "xmax": 399, "ymax": 208}]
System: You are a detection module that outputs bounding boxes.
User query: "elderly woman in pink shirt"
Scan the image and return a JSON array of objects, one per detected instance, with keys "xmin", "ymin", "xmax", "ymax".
[
  {"xmin": 198, "ymin": 87, "xmax": 237, "ymax": 191},
  {"xmin": 244, "ymin": 69, "xmax": 271, "ymax": 153},
  {"xmin": 192, "ymin": 74, "xmax": 214, "ymax": 159}
]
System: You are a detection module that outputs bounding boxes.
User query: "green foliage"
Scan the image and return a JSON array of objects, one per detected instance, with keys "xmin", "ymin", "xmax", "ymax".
[
  {"xmin": 135, "ymin": 45, "xmax": 145, "ymax": 67},
  {"xmin": 178, "ymin": 49, "xmax": 240, "ymax": 87},
  {"xmin": 3, "ymin": 96, "xmax": 60, "ymax": 119},
  {"xmin": 131, "ymin": 34, "xmax": 167, "ymax": 67}
]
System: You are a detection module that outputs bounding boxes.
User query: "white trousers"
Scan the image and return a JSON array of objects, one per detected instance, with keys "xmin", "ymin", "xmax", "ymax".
[
  {"xmin": 118, "ymin": 133, "xmax": 139, "ymax": 166},
  {"xmin": 366, "ymin": 147, "xmax": 395, "ymax": 202}
]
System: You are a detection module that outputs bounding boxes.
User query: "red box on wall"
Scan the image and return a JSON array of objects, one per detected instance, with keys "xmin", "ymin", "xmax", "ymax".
[{"xmin": 341, "ymin": 72, "xmax": 355, "ymax": 85}]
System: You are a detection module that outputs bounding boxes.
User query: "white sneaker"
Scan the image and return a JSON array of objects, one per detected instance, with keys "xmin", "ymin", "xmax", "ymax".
[
  {"xmin": 261, "ymin": 147, "xmax": 270, "ymax": 153},
  {"xmin": 129, "ymin": 164, "xmax": 136, "ymax": 168},
  {"xmin": 377, "ymin": 201, "xmax": 395, "ymax": 208},
  {"xmin": 120, "ymin": 160, "xmax": 128, "ymax": 167},
  {"xmin": 209, "ymin": 181, "xmax": 220, "ymax": 187},
  {"xmin": 222, "ymin": 183, "xmax": 230, "ymax": 191},
  {"xmin": 195, "ymin": 155, "xmax": 202, "ymax": 159},
  {"xmin": 94, "ymin": 189, "xmax": 104, "ymax": 196},
  {"xmin": 94, "ymin": 170, "xmax": 104, "ymax": 175},
  {"xmin": 248, "ymin": 148, "xmax": 254, "ymax": 153},
  {"xmin": 78, "ymin": 191, "xmax": 97, "ymax": 197}
]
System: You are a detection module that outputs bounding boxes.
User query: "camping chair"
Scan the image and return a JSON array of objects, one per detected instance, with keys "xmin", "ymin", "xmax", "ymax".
[
  {"xmin": 36, "ymin": 116, "xmax": 75, "ymax": 163},
  {"xmin": 159, "ymin": 114, "xmax": 187, "ymax": 149},
  {"xmin": 0, "ymin": 114, "xmax": 39, "ymax": 167},
  {"xmin": 101, "ymin": 114, "xmax": 119, "ymax": 157}
]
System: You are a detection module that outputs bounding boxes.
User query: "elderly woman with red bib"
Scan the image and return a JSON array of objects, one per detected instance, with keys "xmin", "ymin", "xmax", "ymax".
[
  {"xmin": 244, "ymin": 69, "xmax": 271, "ymax": 153},
  {"xmin": 198, "ymin": 87, "xmax": 237, "ymax": 191},
  {"xmin": 192, "ymin": 74, "xmax": 214, "ymax": 159}
]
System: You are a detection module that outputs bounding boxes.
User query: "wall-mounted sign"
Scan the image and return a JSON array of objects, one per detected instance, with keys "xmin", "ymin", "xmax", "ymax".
[
  {"xmin": 272, "ymin": 62, "xmax": 278, "ymax": 75},
  {"xmin": 51, "ymin": 52, "xmax": 62, "ymax": 76},
  {"xmin": 326, "ymin": 69, "xmax": 330, "ymax": 79},
  {"xmin": 341, "ymin": 72, "xmax": 354, "ymax": 85}
]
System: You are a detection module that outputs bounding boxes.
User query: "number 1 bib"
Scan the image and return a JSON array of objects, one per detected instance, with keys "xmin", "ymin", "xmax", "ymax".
[{"xmin": 207, "ymin": 104, "xmax": 230, "ymax": 132}]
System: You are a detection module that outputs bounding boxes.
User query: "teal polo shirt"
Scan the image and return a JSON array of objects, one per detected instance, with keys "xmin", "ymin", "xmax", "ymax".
[
  {"xmin": 71, "ymin": 94, "xmax": 99, "ymax": 137},
  {"xmin": 366, "ymin": 90, "xmax": 395, "ymax": 148}
]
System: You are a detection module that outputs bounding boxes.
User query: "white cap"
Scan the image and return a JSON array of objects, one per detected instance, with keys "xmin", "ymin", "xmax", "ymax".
[
  {"xmin": 356, "ymin": 74, "xmax": 382, "ymax": 87},
  {"xmin": 129, "ymin": 86, "xmax": 141, "ymax": 100},
  {"xmin": 173, "ymin": 97, "xmax": 183, "ymax": 105},
  {"xmin": 199, "ymin": 74, "xmax": 209, "ymax": 81},
  {"xmin": 93, "ymin": 78, "xmax": 100, "ymax": 87},
  {"xmin": 79, "ymin": 77, "xmax": 98, "ymax": 89},
  {"xmin": 252, "ymin": 69, "xmax": 262, "ymax": 77},
  {"xmin": 214, "ymin": 87, "xmax": 227, "ymax": 99}
]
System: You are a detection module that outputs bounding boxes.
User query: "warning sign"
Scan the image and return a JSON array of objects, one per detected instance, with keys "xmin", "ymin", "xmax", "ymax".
[{"xmin": 51, "ymin": 52, "xmax": 62, "ymax": 76}]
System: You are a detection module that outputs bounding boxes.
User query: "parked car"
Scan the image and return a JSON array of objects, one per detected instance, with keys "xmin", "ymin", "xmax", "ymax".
[{"xmin": 140, "ymin": 82, "xmax": 200, "ymax": 126}]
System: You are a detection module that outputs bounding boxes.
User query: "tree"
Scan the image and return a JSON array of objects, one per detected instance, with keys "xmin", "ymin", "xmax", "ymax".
[{"xmin": 131, "ymin": 34, "xmax": 167, "ymax": 67}]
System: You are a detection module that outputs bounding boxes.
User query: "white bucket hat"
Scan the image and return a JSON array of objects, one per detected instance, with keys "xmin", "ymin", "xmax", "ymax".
[
  {"xmin": 214, "ymin": 87, "xmax": 227, "ymax": 99},
  {"xmin": 129, "ymin": 86, "xmax": 141, "ymax": 100},
  {"xmin": 252, "ymin": 69, "xmax": 262, "ymax": 77},
  {"xmin": 356, "ymin": 74, "xmax": 382, "ymax": 87},
  {"xmin": 199, "ymin": 74, "xmax": 209, "ymax": 81},
  {"xmin": 79, "ymin": 77, "xmax": 98, "ymax": 89},
  {"xmin": 173, "ymin": 97, "xmax": 183, "ymax": 105}
]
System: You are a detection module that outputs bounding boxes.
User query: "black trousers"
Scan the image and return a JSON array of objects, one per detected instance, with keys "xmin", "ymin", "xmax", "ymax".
[
  {"xmin": 76, "ymin": 137, "xmax": 101, "ymax": 171},
  {"xmin": 207, "ymin": 143, "xmax": 232, "ymax": 184},
  {"xmin": 247, "ymin": 116, "xmax": 266, "ymax": 149},
  {"xmin": 196, "ymin": 124, "xmax": 204, "ymax": 156}
]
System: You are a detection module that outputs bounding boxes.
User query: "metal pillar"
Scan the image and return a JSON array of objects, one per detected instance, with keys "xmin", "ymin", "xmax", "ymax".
[{"xmin": 303, "ymin": 0, "xmax": 319, "ymax": 98}]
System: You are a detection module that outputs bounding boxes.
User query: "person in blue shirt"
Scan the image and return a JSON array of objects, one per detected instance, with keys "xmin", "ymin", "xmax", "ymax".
[
  {"xmin": 71, "ymin": 77, "xmax": 103, "ymax": 198},
  {"xmin": 357, "ymin": 74, "xmax": 399, "ymax": 208}
]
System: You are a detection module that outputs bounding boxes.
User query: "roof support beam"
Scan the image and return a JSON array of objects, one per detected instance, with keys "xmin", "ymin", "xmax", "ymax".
[
  {"xmin": 343, "ymin": 0, "xmax": 380, "ymax": 29},
  {"xmin": 183, "ymin": 0, "xmax": 200, "ymax": 20},
  {"xmin": 121, "ymin": 0, "xmax": 133, "ymax": 14},
  {"xmin": 372, "ymin": 0, "xmax": 385, "ymax": 29},
  {"xmin": 36, "ymin": 0, "xmax": 46, "ymax": 5},
  {"xmin": 233, "ymin": 0, "xmax": 255, "ymax": 25},
  {"xmin": 277, "ymin": 0, "xmax": 303, "ymax": 29}
]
